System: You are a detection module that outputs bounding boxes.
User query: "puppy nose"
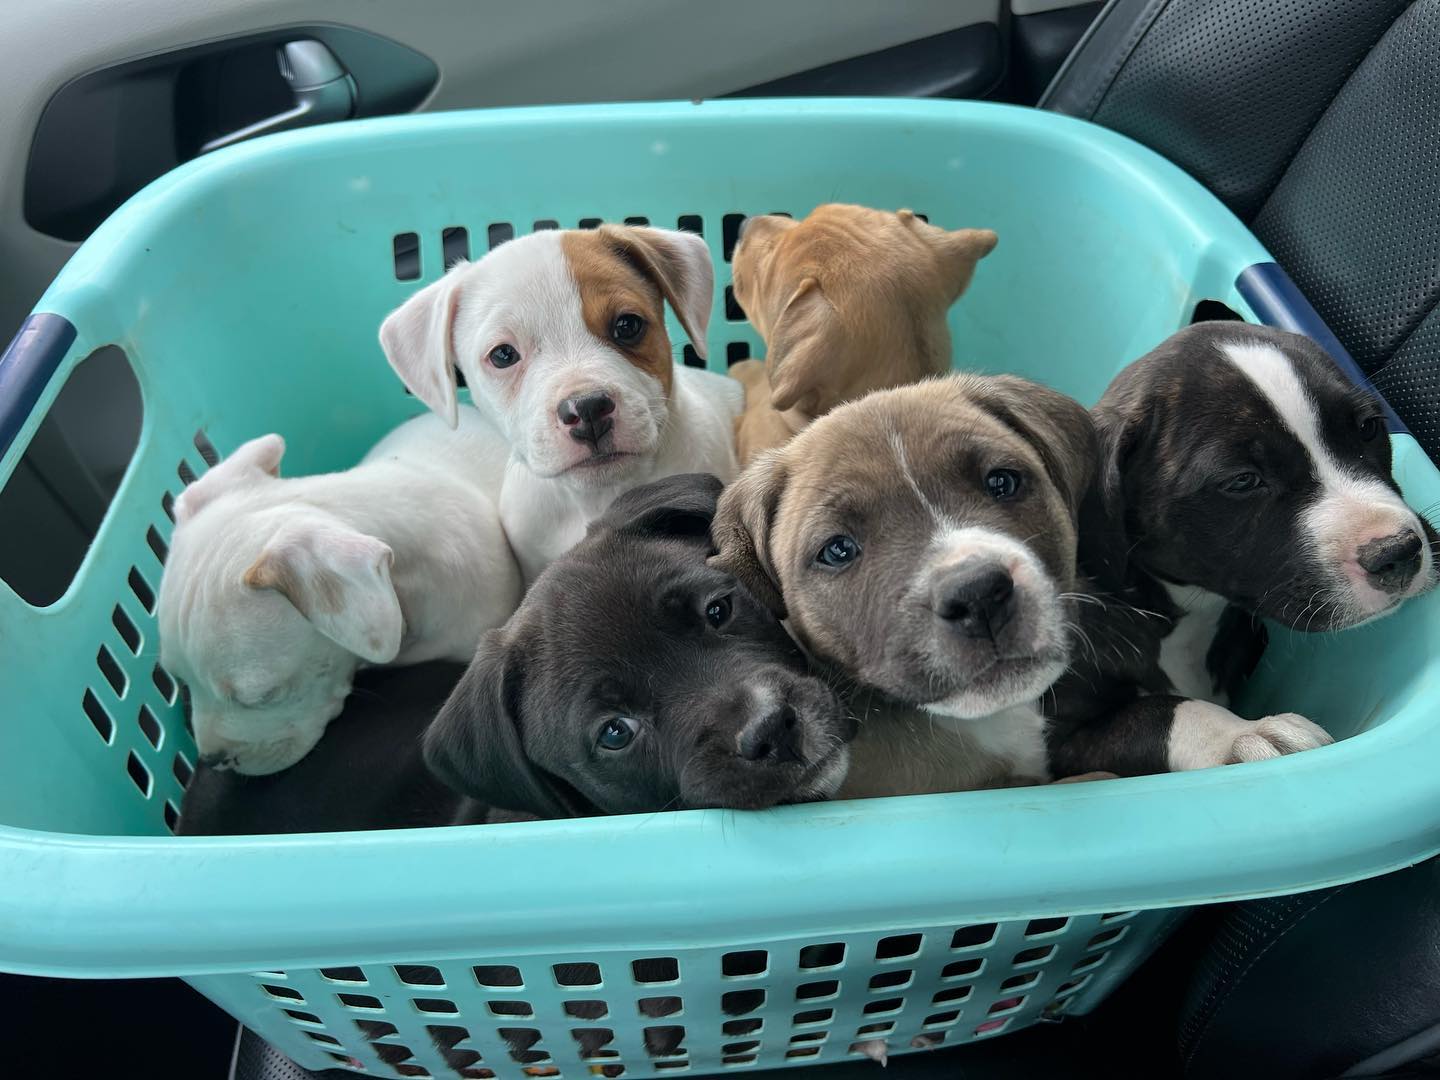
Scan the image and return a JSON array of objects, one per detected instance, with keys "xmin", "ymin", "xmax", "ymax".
[
  {"xmin": 1357, "ymin": 530, "xmax": 1424, "ymax": 593},
  {"xmin": 933, "ymin": 564, "xmax": 1015, "ymax": 639},
  {"xmin": 737, "ymin": 703, "xmax": 801, "ymax": 763},
  {"xmin": 557, "ymin": 392, "xmax": 616, "ymax": 448}
]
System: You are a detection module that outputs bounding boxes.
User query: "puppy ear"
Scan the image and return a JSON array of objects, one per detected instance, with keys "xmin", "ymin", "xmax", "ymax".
[
  {"xmin": 174, "ymin": 434, "xmax": 284, "ymax": 524},
  {"xmin": 597, "ymin": 472, "xmax": 723, "ymax": 542},
  {"xmin": 378, "ymin": 271, "xmax": 464, "ymax": 429},
  {"xmin": 243, "ymin": 520, "xmax": 404, "ymax": 663},
  {"xmin": 765, "ymin": 278, "xmax": 837, "ymax": 415},
  {"xmin": 935, "ymin": 227, "xmax": 998, "ymax": 302},
  {"xmin": 423, "ymin": 630, "xmax": 593, "ymax": 818},
  {"xmin": 599, "ymin": 225, "xmax": 715, "ymax": 357},
  {"xmin": 710, "ymin": 451, "xmax": 789, "ymax": 617},
  {"xmin": 1082, "ymin": 392, "xmax": 1153, "ymax": 589},
  {"xmin": 971, "ymin": 375, "xmax": 1098, "ymax": 515}
]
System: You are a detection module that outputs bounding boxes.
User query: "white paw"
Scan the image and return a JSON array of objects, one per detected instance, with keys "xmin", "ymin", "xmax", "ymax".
[
  {"xmin": 1227, "ymin": 713, "xmax": 1334, "ymax": 763},
  {"xmin": 1168, "ymin": 701, "xmax": 1333, "ymax": 771}
]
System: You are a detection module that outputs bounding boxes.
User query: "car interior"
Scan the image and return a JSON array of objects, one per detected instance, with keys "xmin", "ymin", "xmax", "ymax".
[{"xmin": 3, "ymin": 2, "xmax": 1438, "ymax": 1078}]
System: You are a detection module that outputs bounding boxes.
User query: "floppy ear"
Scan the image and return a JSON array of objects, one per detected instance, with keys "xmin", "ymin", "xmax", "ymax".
[
  {"xmin": 709, "ymin": 451, "xmax": 789, "ymax": 617},
  {"xmin": 174, "ymin": 434, "xmax": 285, "ymax": 523},
  {"xmin": 1081, "ymin": 391, "xmax": 1153, "ymax": 589},
  {"xmin": 378, "ymin": 271, "xmax": 465, "ymax": 428},
  {"xmin": 599, "ymin": 225, "xmax": 715, "ymax": 357},
  {"xmin": 596, "ymin": 472, "xmax": 723, "ymax": 542},
  {"xmin": 243, "ymin": 520, "xmax": 404, "ymax": 664},
  {"xmin": 935, "ymin": 227, "xmax": 998, "ymax": 302},
  {"xmin": 422, "ymin": 630, "xmax": 594, "ymax": 818},
  {"xmin": 971, "ymin": 375, "xmax": 1098, "ymax": 515},
  {"xmin": 765, "ymin": 277, "xmax": 838, "ymax": 415}
]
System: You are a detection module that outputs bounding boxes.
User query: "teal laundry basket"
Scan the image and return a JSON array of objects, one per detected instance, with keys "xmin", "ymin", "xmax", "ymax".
[{"xmin": 3, "ymin": 100, "xmax": 1440, "ymax": 1079}]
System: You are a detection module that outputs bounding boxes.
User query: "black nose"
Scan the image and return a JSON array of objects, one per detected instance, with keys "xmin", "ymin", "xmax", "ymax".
[
  {"xmin": 1357, "ymin": 530, "xmax": 1423, "ymax": 593},
  {"xmin": 933, "ymin": 564, "xmax": 1015, "ymax": 639},
  {"xmin": 557, "ymin": 392, "xmax": 616, "ymax": 448},
  {"xmin": 737, "ymin": 702, "xmax": 801, "ymax": 763}
]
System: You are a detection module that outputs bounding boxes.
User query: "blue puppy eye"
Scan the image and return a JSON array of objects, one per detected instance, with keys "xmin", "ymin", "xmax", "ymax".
[
  {"xmin": 816, "ymin": 535, "xmax": 860, "ymax": 568},
  {"xmin": 597, "ymin": 717, "xmax": 639, "ymax": 751},
  {"xmin": 985, "ymin": 468, "xmax": 1022, "ymax": 500},
  {"xmin": 705, "ymin": 595, "xmax": 732, "ymax": 628}
]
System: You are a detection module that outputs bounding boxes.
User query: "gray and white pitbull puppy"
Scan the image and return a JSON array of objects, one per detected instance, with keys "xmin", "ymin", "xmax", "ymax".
[{"xmin": 1051, "ymin": 322, "xmax": 1438, "ymax": 775}]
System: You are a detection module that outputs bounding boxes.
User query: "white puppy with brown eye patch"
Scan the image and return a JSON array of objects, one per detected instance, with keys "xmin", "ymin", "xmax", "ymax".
[
  {"xmin": 157, "ymin": 412, "xmax": 522, "ymax": 776},
  {"xmin": 379, "ymin": 225, "xmax": 743, "ymax": 583}
]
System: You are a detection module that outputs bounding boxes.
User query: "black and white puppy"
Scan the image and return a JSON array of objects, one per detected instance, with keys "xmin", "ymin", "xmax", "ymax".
[
  {"xmin": 424, "ymin": 473, "xmax": 855, "ymax": 816},
  {"xmin": 179, "ymin": 662, "xmax": 482, "ymax": 836},
  {"xmin": 1049, "ymin": 323, "xmax": 1437, "ymax": 775}
]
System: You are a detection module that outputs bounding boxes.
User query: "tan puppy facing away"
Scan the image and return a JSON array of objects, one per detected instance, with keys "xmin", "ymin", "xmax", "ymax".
[{"xmin": 728, "ymin": 204, "xmax": 997, "ymax": 464}]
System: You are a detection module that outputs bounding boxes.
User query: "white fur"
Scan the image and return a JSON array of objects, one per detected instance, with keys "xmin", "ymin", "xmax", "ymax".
[
  {"xmin": 929, "ymin": 702, "xmax": 1052, "ymax": 782},
  {"xmin": 158, "ymin": 410, "xmax": 522, "ymax": 775},
  {"xmin": 920, "ymin": 525, "xmax": 1071, "ymax": 720},
  {"xmin": 380, "ymin": 230, "xmax": 742, "ymax": 584},
  {"xmin": 1158, "ymin": 582, "xmax": 1231, "ymax": 705},
  {"xmin": 1223, "ymin": 341, "xmax": 1432, "ymax": 625},
  {"xmin": 1165, "ymin": 699, "xmax": 1333, "ymax": 771}
]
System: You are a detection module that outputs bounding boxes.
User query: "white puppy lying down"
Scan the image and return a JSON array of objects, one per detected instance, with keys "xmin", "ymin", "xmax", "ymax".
[
  {"xmin": 380, "ymin": 224, "xmax": 743, "ymax": 583},
  {"xmin": 157, "ymin": 410, "xmax": 521, "ymax": 775}
]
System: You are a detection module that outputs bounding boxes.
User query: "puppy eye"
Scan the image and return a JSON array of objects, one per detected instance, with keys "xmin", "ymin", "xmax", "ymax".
[
  {"xmin": 1222, "ymin": 471, "xmax": 1264, "ymax": 494},
  {"xmin": 597, "ymin": 716, "xmax": 639, "ymax": 751},
  {"xmin": 815, "ymin": 535, "xmax": 861, "ymax": 569},
  {"xmin": 1359, "ymin": 415, "xmax": 1384, "ymax": 442},
  {"xmin": 488, "ymin": 343, "xmax": 521, "ymax": 369},
  {"xmin": 611, "ymin": 313, "xmax": 646, "ymax": 345},
  {"xmin": 705, "ymin": 595, "xmax": 733, "ymax": 628},
  {"xmin": 985, "ymin": 469, "xmax": 1023, "ymax": 500}
]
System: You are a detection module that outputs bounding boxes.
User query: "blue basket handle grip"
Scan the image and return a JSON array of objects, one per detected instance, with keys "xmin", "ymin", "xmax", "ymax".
[
  {"xmin": 0, "ymin": 314, "xmax": 79, "ymax": 465},
  {"xmin": 1237, "ymin": 262, "xmax": 1406, "ymax": 436}
]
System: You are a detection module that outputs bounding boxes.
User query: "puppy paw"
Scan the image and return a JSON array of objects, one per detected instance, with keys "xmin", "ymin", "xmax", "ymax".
[
  {"xmin": 1228, "ymin": 713, "xmax": 1334, "ymax": 763},
  {"xmin": 1169, "ymin": 701, "xmax": 1333, "ymax": 771},
  {"xmin": 851, "ymin": 1039, "xmax": 888, "ymax": 1066}
]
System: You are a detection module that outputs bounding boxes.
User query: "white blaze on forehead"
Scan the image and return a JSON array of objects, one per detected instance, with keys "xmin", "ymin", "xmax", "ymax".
[
  {"xmin": 1219, "ymin": 339, "xmax": 1430, "ymax": 618},
  {"xmin": 1220, "ymin": 341, "xmax": 1366, "ymax": 493}
]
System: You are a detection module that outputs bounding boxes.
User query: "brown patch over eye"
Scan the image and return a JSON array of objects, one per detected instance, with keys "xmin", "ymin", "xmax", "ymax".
[{"xmin": 560, "ymin": 231, "xmax": 674, "ymax": 396}]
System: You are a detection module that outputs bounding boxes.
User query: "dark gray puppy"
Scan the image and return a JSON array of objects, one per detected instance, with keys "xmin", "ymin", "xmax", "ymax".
[{"xmin": 425, "ymin": 473, "xmax": 855, "ymax": 816}]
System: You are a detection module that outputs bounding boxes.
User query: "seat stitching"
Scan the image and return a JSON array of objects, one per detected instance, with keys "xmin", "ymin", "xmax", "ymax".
[{"xmin": 1183, "ymin": 886, "xmax": 1351, "ymax": 1069}]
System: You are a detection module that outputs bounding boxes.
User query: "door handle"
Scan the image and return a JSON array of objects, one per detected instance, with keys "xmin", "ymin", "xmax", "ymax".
[{"xmin": 200, "ymin": 40, "xmax": 355, "ymax": 153}]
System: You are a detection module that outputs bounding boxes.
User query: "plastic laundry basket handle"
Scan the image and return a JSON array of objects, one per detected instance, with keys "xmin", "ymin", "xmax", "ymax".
[{"xmin": 0, "ymin": 313, "xmax": 77, "ymax": 464}]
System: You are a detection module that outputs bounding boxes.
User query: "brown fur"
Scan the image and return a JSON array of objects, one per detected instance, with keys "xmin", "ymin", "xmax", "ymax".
[
  {"xmin": 561, "ymin": 227, "xmax": 683, "ymax": 397},
  {"xmin": 729, "ymin": 204, "xmax": 997, "ymax": 464}
]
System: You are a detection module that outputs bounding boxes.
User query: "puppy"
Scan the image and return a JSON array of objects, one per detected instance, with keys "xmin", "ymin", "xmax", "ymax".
[
  {"xmin": 1046, "ymin": 323, "xmax": 1438, "ymax": 773},
  {"xmin": 711, "ymin": 375, "xmax": 1093, "ymax": 796},
  {"xmin": 424, "ymin": 473, "xmax": 856, "ymax": 816},
  {"xmin": 728, "ymin": 204, "xmax": 997, "ymax": 463},
  {"xmin": 379, "ymin": 225, "xmax": 743, "ymax": 583},
  {"xmin": 178, "ymin": 662, "xmax": 484, "ymax": 835},
  {"xmin": 158, "ymin": 411, "xmax": 522, "ymax": 775}
]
